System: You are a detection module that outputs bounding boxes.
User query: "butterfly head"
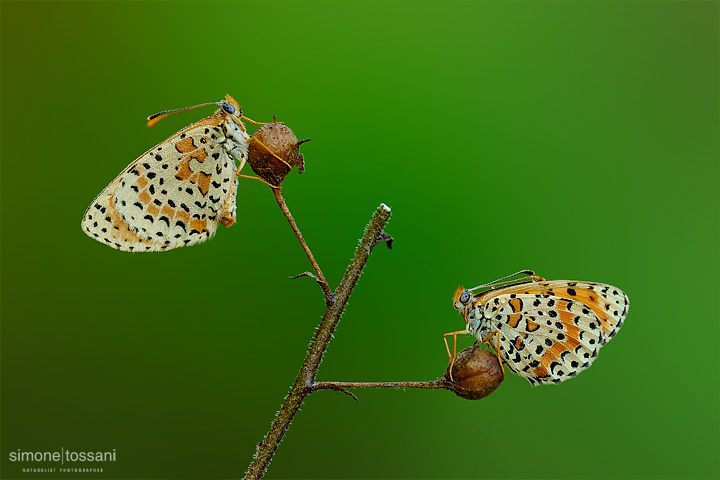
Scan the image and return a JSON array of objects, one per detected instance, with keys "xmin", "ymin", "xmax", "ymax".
[
  {"xmin": 452, "ymin": 285, "xmax": 473, "ymax": 321},
  {"xmin": 218, "ymin": 95, "xmax": 243, "ymax": 120}
]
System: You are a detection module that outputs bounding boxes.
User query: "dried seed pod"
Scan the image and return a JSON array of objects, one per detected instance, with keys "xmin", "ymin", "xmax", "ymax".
[
  {"xmin": 444, "ymin": 344, "xmax": 503, "ymax": 400},
  {"xmin": 248, "ymin": 120, "xmax": 308, "ymax": 187}
]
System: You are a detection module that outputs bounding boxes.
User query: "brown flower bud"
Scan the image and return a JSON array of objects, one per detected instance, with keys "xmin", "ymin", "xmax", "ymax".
[
  {"xmin": 444, "ymin": 344, "xmax": 503, "ymax": 400},
  {"xmin": 247, "ymin": 121, "xmax": 308, "ymax": 187}
]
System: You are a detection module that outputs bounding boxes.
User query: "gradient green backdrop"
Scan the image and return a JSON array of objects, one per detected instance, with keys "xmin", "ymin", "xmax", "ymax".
[{"xmin": 2, "ymin": 1, "xmax": 718, "ymax": 479}]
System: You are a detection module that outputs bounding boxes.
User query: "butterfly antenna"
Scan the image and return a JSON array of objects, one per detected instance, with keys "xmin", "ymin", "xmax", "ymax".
[
  {"xmin": 467, "ymin": 270, "xmax": 536, "ymax": 292},
  {"xmin": 147, "ymin": 101, "xmax": 222, "ymax": 128}
]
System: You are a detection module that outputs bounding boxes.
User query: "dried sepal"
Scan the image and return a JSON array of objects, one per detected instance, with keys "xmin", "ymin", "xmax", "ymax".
[{"xmin": 444, "ymin": 343, "xmax": 503, "ymax": 400}]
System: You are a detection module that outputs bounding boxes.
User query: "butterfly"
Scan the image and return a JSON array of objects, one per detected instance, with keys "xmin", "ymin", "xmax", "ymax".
[
  {"xmin": 81, "ymin": 94, "xmax": 262, "ymax": 252},
  {"xmin": 444, "ymin": 270, "xmax": 629, "ymax": 386}
]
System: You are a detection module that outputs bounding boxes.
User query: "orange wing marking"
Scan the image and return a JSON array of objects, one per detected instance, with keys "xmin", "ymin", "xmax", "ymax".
[
  {"xmin": 190, "ymin": 219, "xmax": 207, "ymax": 233},
  {"xmin": 176, "ymin": 210, "xmax": 190, "ymax": 223},
  {"xmin": 507, "ymin": 314, "xmax": 522, "ymax": 328},
  {"xmin": 175, "ymin": 137, "xmax": 197, "ymax": 153},
  {"xmin": 197, "ymin": 172, "xmax": 211, "ymax": 196},
  {"xmin": 138, "ymin": 190, "xmax": 152, "ymax": 205},
  {"xmin": 509, "ymin": 298, "xmax": 523, "ymax": 312},
  {"xmin": 526, "ymin": 318, "xmax": 540, "ymax": 332},
  {"xmin": 193, "ymin": 148, "xmax": 208, "ymax": 163},
  {"xmin": 175, "ymin": 157, "xmax": 194, "ymax": 181}
]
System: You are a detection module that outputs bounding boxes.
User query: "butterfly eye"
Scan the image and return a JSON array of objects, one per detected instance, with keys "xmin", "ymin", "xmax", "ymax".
[
  {"xmin": 222, "ymin": 102, "xmax": 235, "ymax": 114},
  {"xmin": 459, "ymin": 291, "xmax": 471, "ymax": 304}
]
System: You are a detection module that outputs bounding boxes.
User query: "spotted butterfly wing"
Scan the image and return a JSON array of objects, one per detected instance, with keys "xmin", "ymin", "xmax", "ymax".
[
  {"xmin": 81, "ymin": 95, "xmax": 249, "ymax": 252},
  {"xmin": 456, "ymin": 279, "xmax": 628, "ymax": 385}
]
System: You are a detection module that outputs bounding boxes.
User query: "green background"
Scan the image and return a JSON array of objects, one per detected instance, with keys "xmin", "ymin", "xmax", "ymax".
[{"xmin": 1, "ymin": 1, "xmax": 718, "ymax": 479}]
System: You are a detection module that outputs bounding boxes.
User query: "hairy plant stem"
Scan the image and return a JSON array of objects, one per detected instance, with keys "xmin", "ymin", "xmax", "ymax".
[
  {"xmin": 243, "ymin": 204, "xmax": 392, "ymax": 480},
  {"xmin": 312, "ymin": 380, "xmax": 446, "ymax": 390},
  {"xmin": 272, "ymin": 188, "xmax": 334, "ymax": 305}
]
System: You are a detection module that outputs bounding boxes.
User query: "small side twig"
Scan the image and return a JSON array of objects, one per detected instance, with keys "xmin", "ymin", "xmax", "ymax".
[
  {"xmin": 272, "ymin": 188, "xmax": 334, "ymax": 305},
  {"xmin": 244, "ymin": 204, "xmax": 391, "ymax": 480},
  {"xmin": 312, "ymin": 341, "xmax": 505, "ymax": 402},
  {"xmin": 289, "ymin": 271, "xmax": 323, "ymax": 284}
]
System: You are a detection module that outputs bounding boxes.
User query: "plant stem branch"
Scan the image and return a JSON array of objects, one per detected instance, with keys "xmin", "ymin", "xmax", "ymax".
[
  {"xmin": 243, "ymin": 204, "xmax": 392, "ymax": 480},
  {"xmin": 272, "ymin": 188, "xmax": 333, "ymax": 304},
  {"xmin": 312, "ymin": 380, "xmax": 446, "ymax": 391}
]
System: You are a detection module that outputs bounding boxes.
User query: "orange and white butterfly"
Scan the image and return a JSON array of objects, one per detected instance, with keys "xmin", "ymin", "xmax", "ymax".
[
  {"xmin": 445, "ymin": 271, "xmax": 629, "ymax": 386},
  {"xmin": 82, "ymin": 94, "xmax": 255, "ymax": 252}
]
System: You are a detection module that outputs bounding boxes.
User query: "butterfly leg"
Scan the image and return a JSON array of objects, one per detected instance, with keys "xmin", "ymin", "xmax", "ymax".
[
  {"xmin": 234, "ymin": 155, "xmax": 248, "ymax": 177},
  {"xmin": 482, "ymin": 330, "xmax": 506, "ymax": 381},
  {"xmin": 241, "ymin": 115, "xmax": 274, "ymax": 126},
  {"xmin": 234, "ymin": 155, "xmax": 282, "ymax": 189},
  {"xmin": 237, "ymin": 174, "xmax": 281, "ymax": 190},
  {"xmin": 443, "ymin": 329, "xmax": 469, "ymax": 381}
]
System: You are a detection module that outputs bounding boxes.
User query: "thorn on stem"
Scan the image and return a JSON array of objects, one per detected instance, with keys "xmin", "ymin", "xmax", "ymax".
[{"xmin": 379, "ymin": 231, "xmax": 394, "ymax": 249}]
